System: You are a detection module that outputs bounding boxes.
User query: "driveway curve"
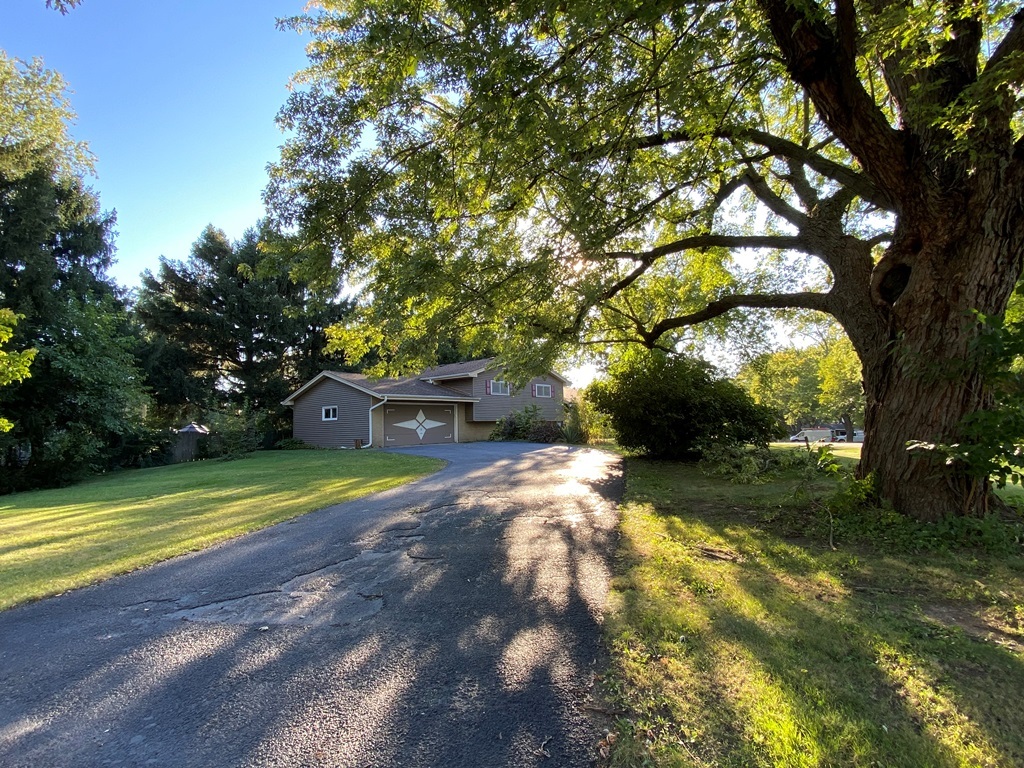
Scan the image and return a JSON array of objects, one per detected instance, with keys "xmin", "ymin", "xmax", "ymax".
[{"xmin": 0, "ymin": 443, "xmax": 622, "ymax": 767}]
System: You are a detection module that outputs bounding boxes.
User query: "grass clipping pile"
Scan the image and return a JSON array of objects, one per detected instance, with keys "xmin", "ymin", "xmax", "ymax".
[{"xmin": 599, "ymin": 450, "xmax": 1024, "ymax": 768}]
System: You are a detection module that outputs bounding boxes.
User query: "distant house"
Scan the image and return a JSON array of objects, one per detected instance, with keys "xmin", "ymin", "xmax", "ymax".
[{"xmin": 282, "ymin": 358, "xmax": 567, "ymax": 448}]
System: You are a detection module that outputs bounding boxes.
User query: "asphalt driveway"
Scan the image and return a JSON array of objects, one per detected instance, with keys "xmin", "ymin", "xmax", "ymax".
[{"xmin": 0, "ymin": 443, "xmax": 622, "ymax": 767}]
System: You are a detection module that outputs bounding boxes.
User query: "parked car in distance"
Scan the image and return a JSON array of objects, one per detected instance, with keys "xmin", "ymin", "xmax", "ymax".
[
  {"xmin": 803, "ymin": 428, "xmax": 865, "ymax": 443},
  {"xmin": 789, "ymin": 428, "xmax": 834, "ymax": 443}
]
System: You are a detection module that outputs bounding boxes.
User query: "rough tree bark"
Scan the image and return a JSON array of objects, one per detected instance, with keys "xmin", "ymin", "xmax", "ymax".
[
  {"xmin": 758, "ymin": 0, "xmax": 1024, "ymax": 519},
  {"xmin": 854, "ymin": 193, "xmax": 1024, "ymax": 519}
]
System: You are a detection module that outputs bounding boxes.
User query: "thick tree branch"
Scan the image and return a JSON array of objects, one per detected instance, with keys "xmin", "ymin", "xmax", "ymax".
[
  {"xmin": 985, "ymin": 7, "xmax": 1024, "ymax": 75},
  {"xmin": 777, "ymin": 158, "xmax": 819, "ymax": 209},
  {"xmin": 835, "ymin": 0, "xmax": 858, "ymax": 63},
  {"xmin": 645, "ymin": 291, "xmax": 832, "ymax": 343},
  {"xmin": 579, "ymin": 126, "xmax": 891, "ymax": 210},
  {"xmin": 569, "ymin": 233, "xmax": 817, "ymax": 336},
  {"xmin": 938, "ymin": 6, "xmax": 983, "ymax": 94},
  {"xmin": 603, "ymin": 233, "xmax": 808, "ymax": 264},
  {"xmin": 757, "ymin": 0, "xmax": 915, "ymax": 208},
  {"xmin": 740, "ymin": 169, "xmax": 809, "ymax": 228}
]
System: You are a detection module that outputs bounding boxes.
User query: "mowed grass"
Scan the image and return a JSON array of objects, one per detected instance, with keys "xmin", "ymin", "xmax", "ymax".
[
  {"xmin": 0, "ymin": 450, "xmax": 443, "ymax": 610},
  {"xmin": 771, "ymin": 439, "xmax": 863, "ymax": 464},
  {"xmin": 602, "ymin": 456, "xmax": 1024, "ymax": 767}
]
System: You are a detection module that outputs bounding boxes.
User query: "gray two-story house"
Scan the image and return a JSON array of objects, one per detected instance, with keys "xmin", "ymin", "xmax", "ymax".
[{"xmin": 282, "ymin": 358, "xmax": 567, "ymax": 448}]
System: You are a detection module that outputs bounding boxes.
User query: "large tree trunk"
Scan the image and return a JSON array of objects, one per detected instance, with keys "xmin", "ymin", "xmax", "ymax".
[
  {"xmin": 851, "ymin": 194, "xmax": 1024, "ymax": 521},
  {"xmin": 757, "ymin": 0, "xmax": 1024, "ymax": 522}
]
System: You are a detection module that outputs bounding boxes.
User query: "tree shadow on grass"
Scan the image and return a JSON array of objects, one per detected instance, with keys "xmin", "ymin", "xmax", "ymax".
[{"xmin": 614, "ymin": 492, "xmax": 1024, "ymax": 767}]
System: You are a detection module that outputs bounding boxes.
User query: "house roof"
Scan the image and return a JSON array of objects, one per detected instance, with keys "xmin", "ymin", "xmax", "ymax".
[
  {"xmin": 281, "ymin": 370, "xmax": 478, "ymax": 406},
  {"xmin": 418, "ymin": 358, "xmax": 496, "ymax": 380},
  {"xmin": 282, "ymin": 357, "xmax": 569, "ymax": 406},
  {"xmin": 333, "ymin": 372, "xmax": 474, "ymax": 400},
  {"xmin": 419, "ymin": 357, "xmax": 570, "ymax": 384}
]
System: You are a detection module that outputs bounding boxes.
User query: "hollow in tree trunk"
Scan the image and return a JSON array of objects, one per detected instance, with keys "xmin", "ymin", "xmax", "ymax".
[{"xmin": 852, "ymin": 205, "xmax": 1024, "ymax": 521}]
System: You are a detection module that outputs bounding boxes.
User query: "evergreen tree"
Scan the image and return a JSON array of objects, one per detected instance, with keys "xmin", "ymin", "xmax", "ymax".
[
  {"xmin": 0, "ymin": 165, "xmax": 149, "ymax": 488},
  {"xmin": 135, "ymin": 224, "xmax": 353, "ymax": 425}
]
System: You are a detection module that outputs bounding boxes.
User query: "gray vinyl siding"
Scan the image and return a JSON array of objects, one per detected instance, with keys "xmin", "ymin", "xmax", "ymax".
[
  {"xmin": 291, "ymin": 378, "xmax": 373, "ymax": 447},
  {"xmin": 431, "ymin": 378, "xmax": 474, "ymax": 396},
  {"xmin": 469, "ymin": 369, "xmax": 564, "ymax": 422}
]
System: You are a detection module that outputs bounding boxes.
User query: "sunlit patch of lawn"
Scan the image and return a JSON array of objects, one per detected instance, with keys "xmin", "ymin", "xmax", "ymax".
[
  {"xmin": 602, "ymin": 457, "xmax": 1024, "ymax": 767},
  {"xmin": 0, "ymin": 450, "xmax": 443, "ymax": 610}
]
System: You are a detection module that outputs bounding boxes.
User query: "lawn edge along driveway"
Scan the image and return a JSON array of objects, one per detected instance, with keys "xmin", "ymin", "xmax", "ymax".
[{"xmin": 0, "ymin": 450, "xmax": 444, "ymax": 610}]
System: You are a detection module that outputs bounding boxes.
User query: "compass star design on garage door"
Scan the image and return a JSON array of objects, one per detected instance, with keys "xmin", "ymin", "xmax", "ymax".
[{"xmin": 393, "ymin": 409, "xmax": 446, "ymax": 440}]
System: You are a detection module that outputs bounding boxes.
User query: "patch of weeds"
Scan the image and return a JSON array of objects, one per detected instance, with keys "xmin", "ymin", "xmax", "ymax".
[
  {"xmin": 816, "ymin": 477, "xmax": 1024, "ymax": 556},
  {"xmin": 700, "ymin": 443, "xmax": 777, "ymax": 484}
]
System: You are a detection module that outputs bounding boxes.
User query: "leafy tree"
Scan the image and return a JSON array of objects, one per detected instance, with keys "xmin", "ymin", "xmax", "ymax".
[
  {"xmin": 817, "ymin": 334, "xmax": 863, "ymax": 439},
  {"xmin": 135, "ymin": 224, "xmax": 353, "ymax": 425},
  {"xmin": 588, "ymin": 348, "xmax": 782, "ymax": 459},
  {"xmin": 0, "ymin": 51, "xmax": 92, "ymax": 180},
  {"xmin": 0, "ymin": 310, "xmax": 35, "ymax": 432},
  {"xmin": 738, "ymin": 320, "xmax": 865, "ymax": 435},
  {"xmin": 0, "ymin": 51, "xmax": 149, "ymax": 489},
  {"xmin": 268, "ymin": 1, "xmax": 1024, "ymax": 520},
  {"xmin": 735, "ymin": 348, "xmax": 825, "ymax": 430}
]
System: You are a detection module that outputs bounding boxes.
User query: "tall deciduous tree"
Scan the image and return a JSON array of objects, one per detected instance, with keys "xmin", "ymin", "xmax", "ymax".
[
  {"xmin": 268, "ymin": 2, "xmax": 1024, "ymax": 520},
  {"xmin": 0, "ymin": 51, "xmax": 92, "ymax": 180},
  {"xmin": 737, "ymin": 323, "xmax": 864, "ymax": 435},
  {"xmin": 735, "ymin": 348, "xmax": 826, "ymax": 429}
]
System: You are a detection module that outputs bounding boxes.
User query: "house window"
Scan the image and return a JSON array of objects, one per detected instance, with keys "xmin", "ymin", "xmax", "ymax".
[
  {"xmin": 322, "ymin": 406, "xmax": 339, "ymax": 421},
  {"xmin": 488, "ymin": 380, "xmax": 511, "ymax": 396},
  {"xmin": 534, "ymin": 383, "xmax": 552, "ymax": 398}
]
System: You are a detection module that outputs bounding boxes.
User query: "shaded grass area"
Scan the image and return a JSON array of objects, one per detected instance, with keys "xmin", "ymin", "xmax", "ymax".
[
  {"xmin": 0, "ymin": 450, "xmax": 443, "ymax": 610},
  {"xmin": 602, "ymin": 457, "xmax": 1024, "ymax": 767}
]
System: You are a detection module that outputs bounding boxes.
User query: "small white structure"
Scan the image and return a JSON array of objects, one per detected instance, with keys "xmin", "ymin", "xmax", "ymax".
[{"xmin": 789, "ymin": 428, "xmax": 834, "ymax": 443}]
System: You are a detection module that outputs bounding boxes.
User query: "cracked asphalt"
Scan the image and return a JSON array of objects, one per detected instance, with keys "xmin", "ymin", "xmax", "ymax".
[{"xmin": 0, "ymin": 443, "xmax": 622, "ymax": 767}]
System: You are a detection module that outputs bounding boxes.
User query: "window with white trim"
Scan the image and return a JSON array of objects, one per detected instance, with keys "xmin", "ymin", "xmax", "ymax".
[
  {"xmin": 322, "ymin": 406, "xmax": 339, "ymax": 421},
  {"xmin": 489, "ymin": 380, "xmax": 511, "ymax": 396},
  {"xmin": 534, "ymin": 383, "xmax": 552, "ymax": 398}
]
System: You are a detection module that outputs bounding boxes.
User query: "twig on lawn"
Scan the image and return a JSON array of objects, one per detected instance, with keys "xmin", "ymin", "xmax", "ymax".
[{"xmin": 534, "ymin": 736, "xmax": 552, "ymax": 758}]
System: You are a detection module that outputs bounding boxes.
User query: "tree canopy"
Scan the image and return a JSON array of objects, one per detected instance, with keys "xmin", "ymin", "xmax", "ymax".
[
  {"xmin": 737, "ymin": 318, "xmax": 864, "ymax": 432},
  {"xmin": 268, "ymin": 1, "xmax": 1024, "ymax": 519},
  {"xmin": 0, "ymin": 51, "xmax": 93, "ymax": 180}
]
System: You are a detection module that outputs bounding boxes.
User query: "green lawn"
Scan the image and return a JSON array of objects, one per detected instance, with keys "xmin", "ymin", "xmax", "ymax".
[
  {"xmin": 0, "ymin": 450, "xmax": 443, "ymax": 610},
  {"xmin": 601, "ymin": 455, "xmax": 1024, "ymax": 767},
  {"xmin": 771, "ymin": 439, "xmax": 862, "ymax": 463}
]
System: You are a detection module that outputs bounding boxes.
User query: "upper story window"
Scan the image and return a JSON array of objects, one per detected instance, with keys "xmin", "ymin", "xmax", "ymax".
[
  {"xmin": 533, "ymin": 383, "xmax": 552, "ymax": 398},
  {"xmin": 322, "ymin": 406, "xmax": 339, "ymax": 421},
  {"xmin": 488, "ymin": 380, "xmax": 510, "ymax": 396}
]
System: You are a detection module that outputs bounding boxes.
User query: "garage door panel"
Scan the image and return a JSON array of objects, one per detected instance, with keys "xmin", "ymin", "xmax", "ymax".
[{"xmin": 384, "ymin": 404, "xmax": 456, "ymax": 446}]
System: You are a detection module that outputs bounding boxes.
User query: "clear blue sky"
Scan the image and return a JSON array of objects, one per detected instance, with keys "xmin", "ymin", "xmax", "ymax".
[{"xmin": 1, "ymin": 1, "xmax": 309, "ymax": 289}]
